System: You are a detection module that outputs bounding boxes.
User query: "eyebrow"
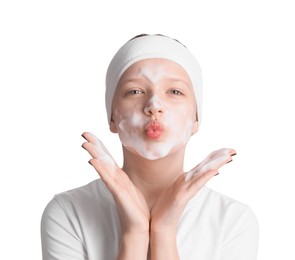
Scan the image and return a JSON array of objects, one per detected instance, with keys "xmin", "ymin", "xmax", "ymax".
[{"xmin": 121, "ymin": 76, "xmax": 191, "ymax": 87}]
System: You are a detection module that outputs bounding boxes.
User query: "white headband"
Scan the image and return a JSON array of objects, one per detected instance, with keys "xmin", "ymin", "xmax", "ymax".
[{"xmin": 105, "ymin": 35, "xmax": 203, "ymax": 125}]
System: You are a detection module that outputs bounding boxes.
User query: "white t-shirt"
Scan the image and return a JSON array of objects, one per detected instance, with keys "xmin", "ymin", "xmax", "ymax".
[{"xmin": 41, "ymin": 179, "xmax": 259, "ymax": 260}]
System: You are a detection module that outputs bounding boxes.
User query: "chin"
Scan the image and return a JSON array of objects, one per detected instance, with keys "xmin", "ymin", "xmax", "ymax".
[{"xmin": 124, "ymin": 145, "xmax": 168, "ymax": 161}]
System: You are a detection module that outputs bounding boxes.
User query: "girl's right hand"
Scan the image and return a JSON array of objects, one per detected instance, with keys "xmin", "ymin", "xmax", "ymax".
[{"xmin": 81, "ymin": 132, "xmax": 150, "ymax": 235}]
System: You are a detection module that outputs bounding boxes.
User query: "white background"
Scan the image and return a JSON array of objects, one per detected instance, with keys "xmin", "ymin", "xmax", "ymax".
[{"xmin": 1, "ymin": 0, "xmax": 294, "ymax": 259}]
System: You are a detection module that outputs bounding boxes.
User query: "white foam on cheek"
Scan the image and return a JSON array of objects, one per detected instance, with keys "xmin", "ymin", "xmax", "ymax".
[
  {"xmin": 115, "ymin": 101, "xmax": 195, "ymax": 161},
  {"xmin": 138, "ymin": 106, "xmax": 194, "ymax": 160},
  {"xmin": 165, "ymin": 106, "xmax": 194, "ymax": 144},
  {"xmin": 131, "ymin": 110, "xmax": 142, "ymax": 127},
  {"xmin": 115, "ymin": 109, "xmax": 171, "ymax": 160},
  {"xmin": 118, "ymin": 110, "xmax": 143, "ymax": 133},
  {"xmin": 115, "ymin": 110, "xmax": 153, "ymax": 159}
]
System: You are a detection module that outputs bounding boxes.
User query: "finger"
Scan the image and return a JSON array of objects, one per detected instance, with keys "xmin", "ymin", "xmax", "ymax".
[
  {"xmin": 187, "ymin": 169, "xmax": 218, "ymax": 192},
  {"xmin": 88, "ymin": 158, "xmax": 117, "ymax": 185},
  {"xmin": 185, "ymin": 148, "xmax": 236, "ymax": 181},
  {"xmin": 82, "ymin": 134, "xmax": 118, "ymax": 168},
  {"xmin": 207, "ymin": 148, "xmax": 236, "ymax": 161},
  {"xmin": 197, "ymin": 154, "xmax": 231, "ymax": 174},
  {"xmin": 82, "ymin": 142, "xmax": 117, "ymax": 168},
  {"xmin": 191, "ymin": 148, "xmax": 232, "ymax": 174},
  {"xmin": 88, "ymin": 160, "xmax": 119, "ymax": 196},
  {"xmin": 89, "ymin": 159, "xmax": 135, "ymax": 202},
  {"xmin": 81, "ymin": 132, "xmax": 100, "ymax": 145},
  {"xmin": 187, "ymin": 148, "xmax": 237, "ymax": 181},
  {"xmin": 82, "ymin": 142, "xmax": 100, "ymax": 158},
  {"xmin": 185, "ymin": 154, "xmax": 228, "ymax": 180}
]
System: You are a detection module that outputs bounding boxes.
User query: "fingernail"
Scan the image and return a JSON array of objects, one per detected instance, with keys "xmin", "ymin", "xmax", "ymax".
[
  {"xmin": 88, "ymin": 160, "xmax": 92, "ymax": 165},
  {"xmin": 215, "ymin": 172, "xmax": 219, "ymax": 176},
  {"xmin": 232, "ymin": 153, "xmax": 237, "ymax": 156},
  {"xmin": 226, "ymin": 160, "xmax": 233, "ymax": 164},
  {"xmin": 81, "ymin": 134, "xmax": 86, "ymax": 139}
]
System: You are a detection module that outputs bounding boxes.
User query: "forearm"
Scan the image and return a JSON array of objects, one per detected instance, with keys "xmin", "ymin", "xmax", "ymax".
[
  {"xmin": 117, "ymin": 232, "xmax": 149, "ymax": 260},
  {"xmin": 150, "ymin": 230, "xmax": 179, "ymax": 260}
]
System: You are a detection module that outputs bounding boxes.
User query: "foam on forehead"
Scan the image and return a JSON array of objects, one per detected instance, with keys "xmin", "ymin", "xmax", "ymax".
[{"xmin": 105, "ymin": 34, "xmax": 203, "ymax": 125}]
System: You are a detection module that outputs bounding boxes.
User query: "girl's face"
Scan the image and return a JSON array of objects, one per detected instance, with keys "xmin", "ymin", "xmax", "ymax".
[{"xmin": 110, "ymin": 58, "xmax": 199, "ymax": 160}]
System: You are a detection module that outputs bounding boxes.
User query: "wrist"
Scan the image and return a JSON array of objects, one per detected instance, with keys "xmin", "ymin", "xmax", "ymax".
[
  {"xmin": 150, "ymin": 228, "xmax": 177, "ymax": 244},
  {"xmin": 121, "ymin": 231, "xmax": 150, "ymax": 249},
  {"xmin": 122, "ymin": 230, "xmax": 149, "ymax": 240},
  {"xmin": 117, "ymin": 232, "xmax": 149, "ymax": 260},
  {"xmin": 150, "ymin": 220, "xmax": 177, "ymax": 237},
  {"xmin": 150, "ymin": 228, "xmax": 179, "ymax": 260},
  {"xmin": 120, "ymin": 223, "xmax": 150, "ymax": 237}
]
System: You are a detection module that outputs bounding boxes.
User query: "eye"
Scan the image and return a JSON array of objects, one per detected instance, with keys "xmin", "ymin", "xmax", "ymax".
[
  {"xmin": 126, "ymin": 89, "xmax": 144, "ymax": 95},
  {"xmin": 169, "ymin": 89, "xmax": 183, "ymax": 95}
]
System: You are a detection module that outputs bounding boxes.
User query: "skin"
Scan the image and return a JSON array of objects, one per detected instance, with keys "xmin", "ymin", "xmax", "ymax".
[
  {"xmin": 81, "ymin": 58, "xmax": 236, "ymax": 260},
  {"xmin": 110, "ymin": 60, "xmax": 198, "ymax": 160}
]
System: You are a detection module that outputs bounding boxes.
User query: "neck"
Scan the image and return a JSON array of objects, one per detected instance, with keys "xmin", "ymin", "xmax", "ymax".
[{"xmin": 121, "ymin": 146, "xmax": 185, "ymax": 208}]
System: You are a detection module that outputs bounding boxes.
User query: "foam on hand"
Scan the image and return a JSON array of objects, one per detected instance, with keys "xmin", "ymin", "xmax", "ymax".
[{"xmin": 185, "ymin": 148, "xmax": 235, "ymax": 181}]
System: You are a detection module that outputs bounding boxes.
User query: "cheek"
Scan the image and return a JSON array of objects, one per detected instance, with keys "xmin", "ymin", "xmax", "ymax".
[
  {"xmin": 114, "ymin": 107, "xmax": 144, "ymax": 133},
  {"xmin": 166, "ymin": 105, "xmax": 195, "ymax": 132}
]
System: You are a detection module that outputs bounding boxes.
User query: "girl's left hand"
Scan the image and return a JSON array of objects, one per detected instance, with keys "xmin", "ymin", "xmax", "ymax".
[{"xmin": 150, "ymin": 148, "xmax": 236, "ymax": 236}]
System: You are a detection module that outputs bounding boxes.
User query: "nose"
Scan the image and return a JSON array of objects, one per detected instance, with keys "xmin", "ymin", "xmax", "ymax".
[{"xmin": 144, "ymin": 95, "xmax": 164, "ymax": 117}]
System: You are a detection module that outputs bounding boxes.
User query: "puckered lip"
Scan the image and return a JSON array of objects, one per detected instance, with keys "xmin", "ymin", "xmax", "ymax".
[{"xmin": 144, "ymin": 120, "xmax": 164, "ymax": 140}]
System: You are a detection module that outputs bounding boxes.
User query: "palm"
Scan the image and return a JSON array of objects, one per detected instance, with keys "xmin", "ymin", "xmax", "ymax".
[
  {"xmin": 82, "ymin": 132, "xmax": 150, "ymax": 234},
  {"xmin": 151, "ymin": 148, "xmax": 236, "ymax": 234}
]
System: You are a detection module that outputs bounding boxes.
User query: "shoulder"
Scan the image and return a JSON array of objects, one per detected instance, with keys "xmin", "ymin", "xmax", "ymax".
[
  {"xmin": 42, "ymin": 178, "xmax": 114, "ymax": 221},
  {"xmin": 188, "ymin": 186, "xmax": 258, "ymax": 229},
  {"xmin": 201, "ymin": 186, "xmax": 250, "ymax": 208},
  {"xmin": 41, "ymin": 179, "xmax": 113, "ymax": 258},
  {"xmin": 200, "ymin": 188, "xmax": 259, "ymax": 257},
  {"xmin": 205, "ymin": 186, "xmax": 256, "ymax": 211},
  {"xmin": 202, "ymin": 186, "xmax": 259, "ymax": 230},
  {"xmin": 56, "ymin": 178, "xmax": 112, "ymax": 204}
]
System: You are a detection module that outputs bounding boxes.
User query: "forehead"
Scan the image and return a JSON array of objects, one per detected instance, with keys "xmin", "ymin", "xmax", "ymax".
[{"xmin": 118, "ymin": 58, "xmax": 193, "ymax": 86}]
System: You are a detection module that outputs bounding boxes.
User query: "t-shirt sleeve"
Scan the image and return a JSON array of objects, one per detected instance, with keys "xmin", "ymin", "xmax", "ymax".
[
  {"xmin": 40, "ymin": 196, "xmax": 88, "ymax": 260},
  {"xmin": 220, "ymin": 204, "xmax": 259, "ymax": 260}
]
